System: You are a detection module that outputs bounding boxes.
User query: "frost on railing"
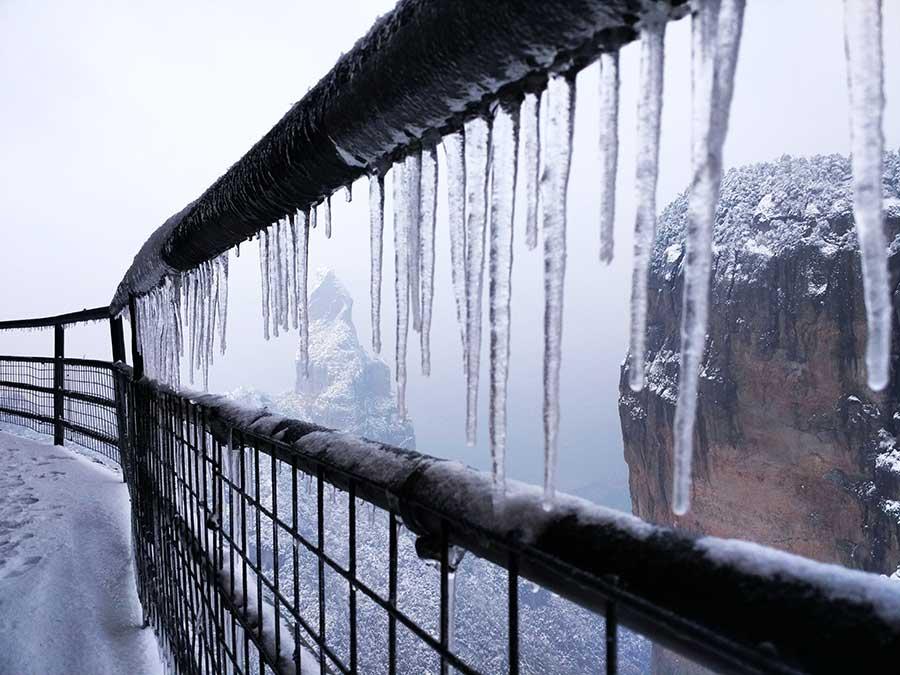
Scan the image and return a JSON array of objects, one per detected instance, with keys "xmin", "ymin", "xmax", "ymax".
[{"xmin": 129, "ymin": 0, "xmax": 891, "ymax": 516}]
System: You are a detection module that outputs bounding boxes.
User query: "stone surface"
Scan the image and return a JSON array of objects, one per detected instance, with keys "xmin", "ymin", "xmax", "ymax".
[{"xmin": 620, "ymin": 152, "xmax": 900, "ymax": 573}]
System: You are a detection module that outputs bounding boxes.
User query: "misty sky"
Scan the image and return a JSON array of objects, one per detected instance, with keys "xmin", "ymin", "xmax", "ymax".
[{"xmin": 1, "ymin": 1, "xmax": 898, "ymax": 510}]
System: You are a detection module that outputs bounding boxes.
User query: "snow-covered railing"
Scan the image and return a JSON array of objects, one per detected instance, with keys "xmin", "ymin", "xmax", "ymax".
[{"xmin": 119, "ymin": 374, "xmax": 900, "ymax": 674}]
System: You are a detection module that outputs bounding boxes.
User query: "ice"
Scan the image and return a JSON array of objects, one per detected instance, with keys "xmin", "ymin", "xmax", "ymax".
[
  {"xmin": 540, "ymin": 74, "xmax": 576, "ymax": 506},
  {"xmin": 297, "ymin": 209, "xmax": 311, "ymax": 378},
  {"xmin": 673, "ymin": 0, "xmax": 746, "ymax": 516},
  {"xmin": 420, "ymin": 145, "xmax": 438, "ymax": 375},
  {"xmin": 259, "ymin": 230, "xmax": 271, "ymax": 340},
  {"xmin": 443, "ymin": 130, "xmax": 468, "ymax": 361},
  {"xmin": 392, "ymin": 161, "xmax": 410, "ymax": 418},
  {"xmin": 369, "ymin": 174, "xmax": 385, "ymax": 353},
  {"xmin": 844, "ymin": 0, "xmax": 890, "ymax": 391},
  {"xmin": 597, "ymin": 51, "xmax": 620, "ymax": 264},
  {"xmin": 488, "ymin": 102, "xmax": 519, "ymax": 490},
  {"xmin": 344, "ymin": 184, "xmax": 352, "ymax": 202},
  {"xmin": 217, "ymin": 252, "xmax": 229, "ymax": 355},
  {"xmin": 520, "ymin": 91, "xmax": 541, "ymax": 250},
  {"xmin": 287, "ymin": 214, "xmax": 298, "ymax": 330},
  {"xmin": 629, "ymin": 21, "xmax": 666, "ymax": 392},
  {"xmin": 406, "ymin": 151, "xmax": 423, "ymax": 333},
  {"xmin": 463, "ymin": 116, "xmax": 492, "ymax": 446},
  {"xmin": 324, "ymin": 195, "xmax": 332, "ymax": 239}
]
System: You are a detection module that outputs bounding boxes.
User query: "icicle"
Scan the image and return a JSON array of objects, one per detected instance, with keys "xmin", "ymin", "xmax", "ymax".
[
  {"xmin": 310, "ymin": 204, "xmax": 318, "ymax": 230},
  {"xmin": 297, "ymin": 210, "xmax": 310, "ymax": 377},
  {"xmin": 521, "ymin": 91, "xmax": 542, "ymax": 251},
  {"xmin": 216, "ymin": 254, "xmax": 228, "ymax": 355},
  {"xmin": 443, "ymin": 131, "xmax": 468, "ymax": 361},
  {"xmin": 324, "ymin": 196, "xmax": 332, "ymax": 239},
  {"xmin": 259, "ymin": 231, "xmax": 271, "ymax": 340},
  {"xmin": 597, "ymin": 51, "xmax": 620, "ymax": 264},
  {"xmin": 407, "ymin": 152, "xmax": 423, "ymax": 333},
  {"xmin": 540, "ymin": 74, "xmax": 576, "ymax": 507},
  {"xmin": 284, "ymin": 216, "xmax": 297, "ymax": 330},
  {"xmin": 420, "ymin": 145, "xmax": 438, "ymax": 375},
  {"xmin": 279, "ymin": 220, "xmax": 290, "ymax": 330},
  {"xmin": 393, "ymin": 161, "xmax": 410, "ymax": 417},
  {"xmin": 463, "ymin": 117, "xmax": 492, "ymax": 446},
  {"xmin": 629, "ymin": 21, "xmax": 666, "ymax": 392},
  {"xmin": 488, "ymin": 102, "xmax": 519, "ymax": 492},
  {"xmin": 369, "ymin": 175, "xmax": 385, "ymax": 353},
  {"xmin": 344, "ymin": 185, "xmax": 352, "ymax": 202},
  {"xmin": 673, "ymin": 0, "xmax": 745, "ymax": 516},
  {"xmin": 844, "ymin": 0, "xmax": 889, "ymax": 391},
  {"xmin": 289, "ymin": 214, "xmax": 300, "ymax": 330}
]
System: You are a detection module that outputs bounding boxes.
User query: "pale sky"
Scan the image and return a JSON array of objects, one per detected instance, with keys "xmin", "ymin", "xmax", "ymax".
[{"xmin": 1, "ymin": 0, "xmax": 898, "ymax": 508}]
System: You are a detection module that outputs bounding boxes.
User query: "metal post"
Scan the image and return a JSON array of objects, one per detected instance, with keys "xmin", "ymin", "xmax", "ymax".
[
  {"xmin": 53, "ymin": 323, "xmax": 64, "ymax": 446},
  {"xmin": 110, "ymin": 315, "xmax": 127, "ymax": 363},
  {"xmin": 128, "ymin": 294, "xmax": 144, "ymax": 380}
]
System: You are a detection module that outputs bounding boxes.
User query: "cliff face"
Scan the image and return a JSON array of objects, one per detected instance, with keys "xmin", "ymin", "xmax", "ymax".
[
  {"xmin": 620, "ymin": 152, "xmax": 900, "ymax": 572},
  {"xmin": 230, "ymin": 269, "xmax": 415, "ymax": 449}
]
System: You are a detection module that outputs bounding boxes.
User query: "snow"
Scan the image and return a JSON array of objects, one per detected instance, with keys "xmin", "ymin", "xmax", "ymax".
[
  {"xmin": 520, "ymin": 91, "xmax": 541, "ymax": 251},
  {"xmin": 540, "ymin": 74, "xmax": 576, "ymax": 506},
  {"xmin": 369, "ymin": 175, "xmax": 385, "ymax": 354},
  {"xmin": 488, "ymin": 102, "xmax": 519, "ymax": 491},
  {"xmin": 843, "ymin": 0, "xmax": 890, "ymax": 391},
  {"xmin": 463, "ymin": 116, "xmax": 491, "ymax": 446},
  {"xmin": 628, "ymin": 22, "xmax": 666, "ymax": 393},
  {"xmin": 0, "ymin": 430, "xmax": 163, "ymax": 674},
  {"xmin": 744, "ymin": 238, "xmax": 774, "ymax": 257},
  {"xmin": 672, "ymin": 0, "xmax": 745, "ymax": 516},
  {"xmin": 597, "ymin": 51, "xmax": 620, "ymax": 264}
]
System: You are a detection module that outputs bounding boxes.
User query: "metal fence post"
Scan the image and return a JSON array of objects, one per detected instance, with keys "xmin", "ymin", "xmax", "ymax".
[
  {"xmin": 128, "ymin": 294, "xmax": 144, "ymax": 380},
  {"xmin": 110, "ymin": 314, "xmax": 127, "ymax": 364},
  {"xmin": 53, "ymin": 323, "xmax": 65, "ymax": 445}
]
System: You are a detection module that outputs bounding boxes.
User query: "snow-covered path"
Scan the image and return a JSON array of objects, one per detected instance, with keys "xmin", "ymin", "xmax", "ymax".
[{"xmin": 0, "ymin": 430, "xmax": 163, "ymax": 674}]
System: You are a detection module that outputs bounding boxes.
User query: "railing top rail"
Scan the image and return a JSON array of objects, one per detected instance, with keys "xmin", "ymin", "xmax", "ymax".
[
  {"xmin": 0, "ymin": 306, "xmax": 111, "ymax": 331},
  {"xmin": 0, "ymin": 355, "xmax": 116, "ymax": 368},
  {"xmin": 111, "ymin": 0, "xmax": 689, "ymax": 312}
]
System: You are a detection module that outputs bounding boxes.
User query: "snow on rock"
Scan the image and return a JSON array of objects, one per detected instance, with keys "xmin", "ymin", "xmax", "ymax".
[{"xmin": 0, "ymin": 430, "xmax": 163, "ymax": 674}]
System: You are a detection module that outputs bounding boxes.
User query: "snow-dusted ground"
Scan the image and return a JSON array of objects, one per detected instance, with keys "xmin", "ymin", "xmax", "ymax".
[{"xmin": 0, "ymin": 429, "xmax": 163, "ymax": 674}]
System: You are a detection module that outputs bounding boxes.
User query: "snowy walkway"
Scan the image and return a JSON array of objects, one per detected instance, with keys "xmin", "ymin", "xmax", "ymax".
[{"xmin": 0, "ymin": 430, "xmax": 163, "ymax": 674}]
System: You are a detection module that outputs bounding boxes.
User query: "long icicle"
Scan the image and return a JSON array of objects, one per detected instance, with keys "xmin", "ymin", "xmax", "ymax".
[
  {"xmin": 489, "ymin": 102, "xmax": 519, "ymax": 493},
  {"xmin": 218, "ymin": 252, "xmax": 229, "ymax": 355},
  {"xmin": 393, "ymin": 160, "xmax": 410, "ymax": 417},
  {"xmin": 673, "ymin": 0, "xmax": 745, "ymax": 516},
  {"xmin": 369, "ymin": 174, "xmax": 385, "ymax": 353},
  {"xmin": 464, "ymin": 116, "xmax": 492, "ymax": 446},
  {"xmin": 629, "ymin": 21, "xmax": 667, "ymax": 392},
  {"xmin": 541, "ymin": 73, "xmax": 576, "ymax": 507},
  {"xmin": 844, "ymin": 0, "xmax": 889, "ymax": 391},
  {"xmin": 407, "ymin": 151, "xmax": 423, "ymax": 333},
  {"xmin": 298, "ymin": 210, "xmax": 311, "ymax": 378},
  {"xmin": 597, "ymin": 51, "xmax": 621, "ymax": 264},
  {"xmin": 443, "ymin": 131, "xmax": 468, "ymax": 362},
  {"xmin": 420, "ymin": 145, "xmax": 438, "ymax": 375},
  {"xmin": 521, "ymin": 91, "xmax": 542, "ymax": 251},
  {"xmin": 259, "ymin": 231, "xmax": 271, "ymax": 340},
  {"xmin": 324, "ymin": 196, "xmax": 332, "ymax": 240}
]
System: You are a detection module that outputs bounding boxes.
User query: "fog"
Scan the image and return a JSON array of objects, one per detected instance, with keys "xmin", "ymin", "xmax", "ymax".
[{"xmin": 2, "ymin": 0, "xmax": 898, "ymax": 510}]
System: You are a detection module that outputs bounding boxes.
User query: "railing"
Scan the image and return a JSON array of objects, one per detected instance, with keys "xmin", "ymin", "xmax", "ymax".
[{"xmin": 2, "ymin": 307, "xmax": 900, "ymax": 673}]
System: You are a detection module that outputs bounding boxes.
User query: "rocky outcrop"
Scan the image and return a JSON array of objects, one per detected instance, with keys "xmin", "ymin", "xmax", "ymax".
[
  {"xmin": 620, "ymin": 152, "xmax": 900, "ymax": 573},
  {"xmin": 230, "ymin": 269, "xmax": 414, "ymax": 448}
]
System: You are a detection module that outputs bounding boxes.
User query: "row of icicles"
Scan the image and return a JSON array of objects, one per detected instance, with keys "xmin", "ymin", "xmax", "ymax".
[{"xmin": 133, "ymin": 0, "xmax": 890, "ymax": 516}]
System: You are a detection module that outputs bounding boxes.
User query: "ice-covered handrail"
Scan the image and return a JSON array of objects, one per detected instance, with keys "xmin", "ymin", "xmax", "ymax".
[
  {"xmin": 110, "ymin": 0, "xmax": 690, "ymax": 312},
  {"xmin": 0, "ymin": 305, "xmax": 110, "ymax": 331},
  {"xmin": 175, "ymin": 386, "xmax": 900, "ymax": 674}
]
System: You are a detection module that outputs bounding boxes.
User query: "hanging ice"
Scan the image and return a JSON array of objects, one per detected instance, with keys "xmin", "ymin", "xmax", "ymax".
[
  {"xmin": 521, "ymin": 92, "xmax": 541, "ymax": 251},
  {"xmin": 344, "ymin": 185, "xmax": 352, "ymax": 202},
  {"xmin": 324, "ymin": 196, "xmax": 332, "ymax": 240},
  {"xmin": 597, "ymin": 51, "xmax": 620, "ymax": 264},
  {"xmin": 673, "ymin": 0, "xmax": 745, "ymax": 517},
  {"xmin": 406, "ymin": 151, "xmax": 423, "ymax": 333},
  {"xmin": 259, "ymin": 230, "xmax": 271, "ymax": 340},
  {"xmin": 443, "ymin": 131, "xmax": 468, "ymax": 360},
  {"xmin": 393, "ymin": 161, "xmax": 410, "ymax": 417},
  {"xmin": 844, "ymin": 0, "xmax": 889, "ymax": 392},
  {"xmin": 420, "ymin": 145, "xmax": 438, "ymax": 375},
  {"xmin": 369, "ymin": 175, "xmax": 385, "ymax": 353},
  {"xmin": 463, "ymin": 116, "xmax": 492, "ymax": 446},
  {"xmin": 629, "ymin": 21, "xmax": 666, "ymax": 392},
  {"xmin": 297, "ymin": 209, "xmax": 311, "ymax": 378},
  {"xmin": 217, "ymin": 252, "xmax": 229, "ymax": 355},
  {"xmin": 540, "ymin": 74, "xmax": 575, "ymax": 507},
  {"xmin": 488, "ymin": 102, "xmax": 519, "ymax": 491}
]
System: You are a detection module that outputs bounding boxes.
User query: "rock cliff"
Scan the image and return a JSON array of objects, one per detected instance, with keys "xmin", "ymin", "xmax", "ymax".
[{"xmin": 619, "ymin": 152, "xmax": 900, "ymax": 573}]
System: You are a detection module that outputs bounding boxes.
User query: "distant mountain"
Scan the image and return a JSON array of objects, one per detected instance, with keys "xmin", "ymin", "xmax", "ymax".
[{"xmin": 229, "ymin": 269, "xmax": 414, "ymax": 449}]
